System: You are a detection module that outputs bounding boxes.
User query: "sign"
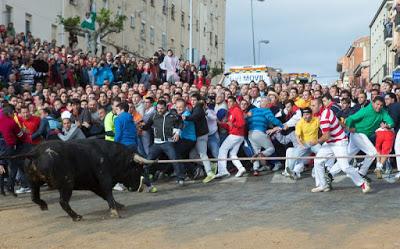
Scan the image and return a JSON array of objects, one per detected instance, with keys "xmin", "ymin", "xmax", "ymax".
[
  {"xmin": 224, "ymin": 65, "xmax": 271, "ymax": 86},
  {"xmin": 393, "ymin": 71, "xmax": 400, "ymax": 83}
]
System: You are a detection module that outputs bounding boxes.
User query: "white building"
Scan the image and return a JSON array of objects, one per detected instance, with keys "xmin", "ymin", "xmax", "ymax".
[
  {"xmin": 370, "ymin": 0, "xmax": 394, "ymax": 83},
  {"xmin": 0, "ymin": 0, "xmax": 63, "ymax": 42}
]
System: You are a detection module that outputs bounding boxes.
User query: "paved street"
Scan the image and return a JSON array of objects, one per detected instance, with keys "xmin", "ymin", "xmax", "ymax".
[{"xmin": 1, "ymin": 170, "xmax": 400, "ymax": 249}]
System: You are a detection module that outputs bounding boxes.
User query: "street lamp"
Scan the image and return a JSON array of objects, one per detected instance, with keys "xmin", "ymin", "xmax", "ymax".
[
  {"xmin": 258, "ymin": 40, "xmax": 269, "ymax": 65},
  {"xmin": 251, "ymin": 0, "xmax": 265, "ymax": 65}
]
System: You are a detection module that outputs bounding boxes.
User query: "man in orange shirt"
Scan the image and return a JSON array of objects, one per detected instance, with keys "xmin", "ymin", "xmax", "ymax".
[{"xmin": 19, "ymin": 106, "xmax": 40, "ymax": 144}]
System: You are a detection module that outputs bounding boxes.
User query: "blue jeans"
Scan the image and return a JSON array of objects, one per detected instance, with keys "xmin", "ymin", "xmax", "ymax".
[
  {"xmin": 207, "ymin": 132, "xmax": 220, "ymax": 158},
  {"xmin": 6, "ymin": 143, "xmax": 31, "ymax": 190},
  {"xmin": 144, "ymin": 142, "xmax": 184, "ymax": 186}
]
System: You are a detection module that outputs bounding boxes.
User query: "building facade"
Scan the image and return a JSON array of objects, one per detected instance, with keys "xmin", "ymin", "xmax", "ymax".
[
  {"xmin": 65, "ymin": 0, "xmax": 226, "ymax": 69},
  {"xmin": 337, "ymin": 37, "xmax": 370, "ymax": 88},
  {"xmin": 370, "ymin": 0, "xmax": 394, "ymax": 84},
  {"xmin": 0, "ymin": 0, "xmax": 62, "ymax": 42},
  {"xmin": 0, "ymin": 0, "xmax": 226, "ymax": 69}
]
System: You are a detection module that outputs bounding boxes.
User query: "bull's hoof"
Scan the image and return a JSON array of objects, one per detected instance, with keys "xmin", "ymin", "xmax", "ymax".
[
  {"xmin": 115, "ymin": 202, "xmax": 125, "ymax": 210},
  {"xmin": 110, "ymin": 209, "xmax": 121, "ymax": 218},
  {"xmin": 40, "ymin": 204, "xmax": 48, "ymax": 211},
  {"xmin": 72, "ymin": 215, "xmax": 83, "ymax": 222}
]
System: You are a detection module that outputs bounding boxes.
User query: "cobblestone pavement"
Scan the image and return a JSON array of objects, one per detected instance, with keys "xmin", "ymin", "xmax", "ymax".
[{"xmin": 1, "ymin": 171, "xmax": 400, "ymax": 249}]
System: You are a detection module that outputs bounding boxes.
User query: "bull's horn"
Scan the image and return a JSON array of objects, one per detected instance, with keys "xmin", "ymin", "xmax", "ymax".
[{"xmin": 133, "ymin": 154, "xmax": 157, "ymax": 164}]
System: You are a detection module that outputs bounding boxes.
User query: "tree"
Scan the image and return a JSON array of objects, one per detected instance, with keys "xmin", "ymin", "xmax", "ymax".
[{"xmin": 58, "ymin": 8, "xmax": 126, "ymax": 55}]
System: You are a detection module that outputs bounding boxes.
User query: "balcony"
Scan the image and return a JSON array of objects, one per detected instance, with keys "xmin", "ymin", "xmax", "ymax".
[
  {"xmin": 383, "ymin": 63, "xmax": 393, "ymax": 81},
  {"xmin": 386, "ymin": 0, "xmax": 394, "ymax": 10},
  {"xmin": 384, "ymin": 22, "xmax": 393, "ymax": 46}
]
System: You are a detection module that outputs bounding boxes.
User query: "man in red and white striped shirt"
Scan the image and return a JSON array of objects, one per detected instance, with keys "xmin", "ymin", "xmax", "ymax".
[{"xmin": 310, "ymin": 98, "xmax": 371, "ymax": 193}]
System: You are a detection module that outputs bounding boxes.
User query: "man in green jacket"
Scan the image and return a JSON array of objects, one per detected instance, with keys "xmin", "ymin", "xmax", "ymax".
[
  {"xmin": 344, "ymin": 96, "xmax": 394, "ymax": 178},
  {"xmin": 104, "ymin": 97, "xmax": 121, "ymax": 142}
]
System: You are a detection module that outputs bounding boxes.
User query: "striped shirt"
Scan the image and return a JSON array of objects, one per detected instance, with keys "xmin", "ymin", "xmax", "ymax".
[{"xmin": 320, "ymin": 108, "xmax": 347, "ymax": 143}]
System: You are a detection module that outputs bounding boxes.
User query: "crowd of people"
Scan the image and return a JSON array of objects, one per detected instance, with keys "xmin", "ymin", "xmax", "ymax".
[{"xmin": 2, "ymin": 25, "xmax": 400, "ymax": 196}]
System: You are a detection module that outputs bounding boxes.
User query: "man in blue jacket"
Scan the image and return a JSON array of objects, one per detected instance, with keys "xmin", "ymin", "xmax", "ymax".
[
  {"xmin": 246, "ymin": 96, "xmax": 283, "ymax": 175},
  {"xmin": 93, "ymin": 61, "xmax": 114, "ymax": 86},
  {"xmin": 114, "ymin": 102, "xmax": 138, "ymax": 152}
]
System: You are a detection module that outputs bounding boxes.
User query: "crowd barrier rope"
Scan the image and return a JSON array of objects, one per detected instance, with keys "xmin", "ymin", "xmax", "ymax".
[{"xmin": 154, "ymin": 154, "xmax": 400, "ymax": 164}]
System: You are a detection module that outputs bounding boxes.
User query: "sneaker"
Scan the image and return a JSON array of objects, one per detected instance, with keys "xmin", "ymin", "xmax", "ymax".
[
  {"xmin": 113, "ymin": 183, "xmax": 125, "ymax": 191},
  {"xmin": 374, "ymin": 168, "xmax": 383, "ymax": 179},
  {"xmin": 235, "ymin": 168, "xmax": 246, "ymax": 177},
  {"xmin": 311, "ymin": 186, "xmax": 331, "ymax": 193},
  {"xmin": 146, "ymin": 185, "xmax": 158, "ymax": 193},
  {"xmin": 286, "ymin": 167, "xmax": 297, "ymax": 180},
  {"xmin": 253, "ymin": 171, "xmax": 260, "ymax": 177},
  {"xmin": 15, "ymin": 187, "xmax": 31, "ymax": 194},
  {"xmin": 361, "ymin": 181, "xmax": 371, "ymax": 194},
  {"xmin": 193, "ymin": 167, "xmax": 205, "ymax": 180},
  {"xmin": 137, "ymin": 176, "xmax": 145, "ymax": 192},
  {"xmin": 281, "ymin": 170, "xmax": 290, "ymax": 177},
  {"xmin": 176, "ymin": 180, "xmax": 185, "ymax": 187},
  {"xmin": 258, "ymin": 165, "xmax": 270, "ymax": 172},
  {"xmin": 325, "ymin": 173, "xmax": 334, "ymax": 189},
  {"xmin": 215, "ymin": 172, "xmax": 230, "ymax": 178},
  {"xmin": 203, "ymin": 173, "xmax": 216, "ymax": 183},
  {"xmin": 272, "ymin": 162, "xmax": 282, "ymax": 172}
]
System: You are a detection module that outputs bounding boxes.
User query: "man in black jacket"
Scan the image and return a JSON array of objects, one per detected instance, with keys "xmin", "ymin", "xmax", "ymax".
[
  {"xmin": 182, "ymin": 93, "xmax": 212, "ymax": 180},
  {"xmin": 141, "ymin": 100, "xmax": 184, "ymax": 192}
]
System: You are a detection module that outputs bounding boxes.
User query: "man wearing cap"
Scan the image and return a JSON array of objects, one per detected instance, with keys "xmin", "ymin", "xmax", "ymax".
[
  {"xmin": 285, "ymin": 107, "xmax": 320, "ymax": 180},
  {"xmin": 58, "ymin": 111, "xmax": 86, "ymax": 141}
]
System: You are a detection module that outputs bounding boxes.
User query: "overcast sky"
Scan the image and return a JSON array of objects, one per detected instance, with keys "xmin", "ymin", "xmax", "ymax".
[{"xmin": 225, "ymin": 0, "xmax": 382, "ymax": 83}]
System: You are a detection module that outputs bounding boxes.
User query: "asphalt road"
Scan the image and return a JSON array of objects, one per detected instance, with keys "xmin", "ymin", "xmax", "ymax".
[{"xmin": 1, "ymin": 170, "xmax": 400, "ymax": 249}]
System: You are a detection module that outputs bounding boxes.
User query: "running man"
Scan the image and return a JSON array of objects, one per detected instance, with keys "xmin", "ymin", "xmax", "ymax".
[{"xmin": 310, "ymin": 98, "xmax": 371, "ymax": 193}]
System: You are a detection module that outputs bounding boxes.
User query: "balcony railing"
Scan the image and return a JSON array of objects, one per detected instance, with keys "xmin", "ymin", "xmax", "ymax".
[{"xmin": 384, "ymin": 21, "xmax": 393, "ymax": 46}]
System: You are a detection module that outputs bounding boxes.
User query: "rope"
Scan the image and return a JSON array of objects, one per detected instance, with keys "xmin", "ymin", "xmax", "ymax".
[{"xmin": 155, "ymin": 154, "xmax": 400, "ymax": 164}]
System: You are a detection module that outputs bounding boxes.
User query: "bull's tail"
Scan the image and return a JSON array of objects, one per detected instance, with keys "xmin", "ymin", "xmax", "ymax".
[{"xmin": 0, "ymin": 152, "xmax": 36, "ymax": 160}]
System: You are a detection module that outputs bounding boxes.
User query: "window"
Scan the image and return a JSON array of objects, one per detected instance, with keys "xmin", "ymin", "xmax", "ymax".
[
  {"xmin": 196, "ymin": 19, "xmax": 199, "ymax": 32},
  {"xmin": 209, "ymin": 32, "xmax": 213, "ymax": 46},
  {"xmin": 25, "ymin": 13, "xmax": 32, "ymax": 34},
  {"xmin": 215, "ymin": 34, "xmax": 218, "ymax": 48},
  {"xmin": 162, "ymin": 32, "xmax": 167, "ymax": 49},
  {"xmin": 69, "ymin": 0, "xmax": 78, "ymax": 5},
  {"xmin": 171, "ymin": 4, "xmax": 175, "ymax": 20},
  {"xmin": 151, "ymin": 0, "xmax": 155, "ymax": 7},
  {"xmin": 5, "ymin": 5, "xmax": 12, "ymax": 25},
  {"xmin": 150, "ymin": 26, "xmax": 155, "ymax": 44},
  {"xmin": 140, "ymin": 21, "xmax": 146, "ymax": 41},
  {"xmin": 181, "ymin": 11, "xmax": 185, "ymax": 27},
  {"xmin": 162, "ymin": 0, "xmax": 167, "ymax": 15},
  {"xmin": 130, "ymin": 15, "xmax": 135, "ymax": 29},
  {"xmin": 103, "ymin": 0, "xmax": 109, "ymax": 9}
]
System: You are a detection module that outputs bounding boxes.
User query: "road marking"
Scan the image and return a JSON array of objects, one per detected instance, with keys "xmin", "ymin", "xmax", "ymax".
[
  {"xmin": 270, "ymin": 174, "xmax": 296, "ymax": 184},
  {"xmin": 219, "ymin": 176, "xmax": 248, "ymax": 183}
]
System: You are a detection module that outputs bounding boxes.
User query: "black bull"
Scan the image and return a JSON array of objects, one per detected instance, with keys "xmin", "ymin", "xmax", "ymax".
[{"xmin": 0, "ymin": 140, "xmax": 156, "ymax": 221}]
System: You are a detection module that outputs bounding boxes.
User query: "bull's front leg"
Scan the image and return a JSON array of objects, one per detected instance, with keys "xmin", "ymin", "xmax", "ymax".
[
  {"xmin": 58, "ymin": 188, "xmax": 82, "ymax": 221},
  {"xmin": 31, "ymin": 181, "xmax": 48, "ymax": 210},
  {"xmin": 104, "ymin": 190, "xmax": 121, "ymax": 218}
]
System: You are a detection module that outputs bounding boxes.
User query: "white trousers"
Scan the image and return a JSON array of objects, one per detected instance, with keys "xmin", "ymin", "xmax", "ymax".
[
  {"xmin": 394, "ymin": 130, "xmax": 400, "ymax": 171},
  {"xmin": 248, "ymin": 130, "xmax": 275, "ymax": 170},
  {"xmin": 217, "ymin": 135, "xmax": 245, "ymax": 174},
  {"xmin": 314, "ymin": 140, "xmax": 364, "ymax": 188},
  {"xmin": 195, "ymin": 134, "xmax": 211, "ymax": 174},
  {"xmin": 286, "ymin": 144, "xmax": 321, "ymax": 174},
  {"xmin": 329, "ymin": 133, "xmax": 377, "ymax": 176}
]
